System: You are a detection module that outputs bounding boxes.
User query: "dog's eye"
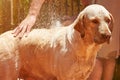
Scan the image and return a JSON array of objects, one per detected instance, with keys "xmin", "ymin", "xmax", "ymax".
[
  {"xmin": 105, "ymin": 18, "xmax": 110, "ymax": 24},
  {"xmin": 91, "ymin": 19, "xmax": 99, "ymax": 24}
]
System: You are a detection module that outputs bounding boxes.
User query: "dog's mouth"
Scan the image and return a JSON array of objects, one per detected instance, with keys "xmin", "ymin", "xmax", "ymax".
[{"xmin": 94, "ymin": 34, "xmax": 111, "ymax": 44}]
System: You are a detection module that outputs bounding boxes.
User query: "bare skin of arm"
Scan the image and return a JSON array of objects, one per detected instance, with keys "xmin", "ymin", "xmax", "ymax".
[{"xmin": 12, "ymin": 0, "xmax": 45, "ymax": 38}]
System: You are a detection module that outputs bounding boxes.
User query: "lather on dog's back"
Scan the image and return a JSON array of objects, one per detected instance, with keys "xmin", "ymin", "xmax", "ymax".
[{"xmin": 0, "ymin": 4, "xmax": 113, "ymax": 80}]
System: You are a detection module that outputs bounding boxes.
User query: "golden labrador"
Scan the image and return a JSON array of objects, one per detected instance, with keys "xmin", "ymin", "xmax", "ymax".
[{"xmin": 0, "ymin": 4, "xmax": 113, "ymax": 80}]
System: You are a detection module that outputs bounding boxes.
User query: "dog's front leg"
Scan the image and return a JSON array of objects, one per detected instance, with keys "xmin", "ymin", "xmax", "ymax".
[{"xmin": 0, "ymin": 58, "xmax": 19, "ymax": 80}]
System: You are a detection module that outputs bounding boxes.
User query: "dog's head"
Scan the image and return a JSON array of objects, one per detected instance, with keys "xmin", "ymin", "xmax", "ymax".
[{"xmin": 74, "ymin": 4, "xmax": 114, "ymax": 44}]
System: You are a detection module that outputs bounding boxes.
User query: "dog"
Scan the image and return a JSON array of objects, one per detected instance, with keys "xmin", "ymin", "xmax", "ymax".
[{"xmin": 0, "ymin": 4, "xmax": 113, "ymax": 80}]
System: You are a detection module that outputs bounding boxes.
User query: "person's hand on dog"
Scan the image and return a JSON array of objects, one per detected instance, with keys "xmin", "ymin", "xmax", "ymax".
[
  {"xmin": 12, "ymin": 0, "xmax": 45, "ymax": 38},
  {"xmin": 12, "ymin": 15, "xmax": 37, "ymax": 38}
]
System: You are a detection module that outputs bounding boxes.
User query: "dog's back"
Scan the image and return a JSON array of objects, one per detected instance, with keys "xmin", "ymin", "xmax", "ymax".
[
  {"xmin": 0, "ymin": 27, "xmax": 79, "ymax": 80},
  {"xmin": 19, "ymin": 27, "xmax": 78, "ymax": 79}
]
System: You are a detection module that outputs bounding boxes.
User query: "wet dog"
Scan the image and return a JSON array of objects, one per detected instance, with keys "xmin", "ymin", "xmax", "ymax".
[{"xmin": 0, "ymin": 4, "xmax": 113, "ymax": 80}]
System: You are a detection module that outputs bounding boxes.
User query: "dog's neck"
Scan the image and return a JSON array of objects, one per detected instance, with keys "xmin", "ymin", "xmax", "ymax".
[
  {"xmin": 71, "ymin": 29, "xmax": 102, "ymax": 61},
  {"xmin": 83, "ymin": 33, "xmax": 95, "ymax": 45}
]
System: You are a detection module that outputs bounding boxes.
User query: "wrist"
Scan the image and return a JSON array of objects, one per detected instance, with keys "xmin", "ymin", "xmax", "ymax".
[
  {"xmin": 27, "ymin": 13, "xmax": 37, "ymax": 19},
  {"xmin": 28, "ymin": 11, "xmax": 38, "ymax": 17}
]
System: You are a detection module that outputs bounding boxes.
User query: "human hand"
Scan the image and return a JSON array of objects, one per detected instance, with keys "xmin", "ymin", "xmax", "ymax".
[{"xmin": 12, "ymin": 15, "xmax": 37, "ymax": 38}]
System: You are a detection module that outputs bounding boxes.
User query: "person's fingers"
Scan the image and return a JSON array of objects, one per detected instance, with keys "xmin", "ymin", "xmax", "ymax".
[
  {"xmin": 13, "ymin": 26, "xmax": 23, "ymax": 37},
  {"xmin": 12, "ymin": 16, "xmax": 36, "ymax": 38},
  {"xmin": 17, "ymin": 25, "xmax": 28, "ymax": 38},
  {"xmin": 25, "ymin": 25, "xmax": 32, "ymax": 37},
  {"xmin": 12, "ymin": 27, "xmax": 18, "ymax": 34},
  {"xmin": 12, "ymin": 22, "xmax": 24, "ymax": 34}
]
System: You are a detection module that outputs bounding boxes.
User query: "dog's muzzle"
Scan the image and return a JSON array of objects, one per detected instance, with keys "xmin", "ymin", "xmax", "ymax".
[
  {"xmin": 94, "ymin": 33, "xmax": 111, "ymax": 44},
  {"xmin": 94, "ymin": 25, "xmax": 112, "ymax": 44},
  {"xmin": 101, "ymin": 34, "xmax": 111, "ymax": 43}
]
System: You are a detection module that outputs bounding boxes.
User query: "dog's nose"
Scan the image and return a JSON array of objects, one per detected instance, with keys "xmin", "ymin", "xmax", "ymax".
[
  {"xmin": 101, "ymin": 28, "xmax": 111, "ymax": 39},
  {"xmin": 100, "ymin": 28, "xmax": 112, "ymax": 37},
  {"xmin": 100, "ymin": 25, "xmax": 112, "ymax": 39},
  {"xmin": 104, "ymin": 28, "xmax": 111, "ymax": 36},
  {"xmin": 101, "ymin": 34, "xmax": 111, "ymax": 38},
  {"xmin": 99, "ymin": 23, "xmax": 112, "ymax": 36}
]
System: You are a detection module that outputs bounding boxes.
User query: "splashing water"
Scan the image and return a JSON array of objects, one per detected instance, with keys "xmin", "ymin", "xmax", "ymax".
[
  {"xmin": 34, "ymin": 0, "xmax": 61, "ymax": 29},
  {"xmin": 34, "ymin": 0, "xmax": 82, "ymax": 29}
]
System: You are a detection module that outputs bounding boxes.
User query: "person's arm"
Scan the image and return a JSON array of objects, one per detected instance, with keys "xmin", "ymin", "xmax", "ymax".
[
  {"xmin": 28, "ymin": 0, "xmax": 45, "ymax": 17},
  {"xmin": 12, "ymin": 0, "xmax": 45, "ymax": 38}
]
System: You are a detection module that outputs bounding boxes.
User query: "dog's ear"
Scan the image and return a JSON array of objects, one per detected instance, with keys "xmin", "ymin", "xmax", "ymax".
[
  {"xmin": 74, "ymin": 12, "xmax": 85, "ymax": 38},
  {"xmin": 109, "ymin": 13, "xmax": 114, "ymax": 32},
  {"xmin": 107, "ymin": 14, "xmax": 114, "ymax": 44}
]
